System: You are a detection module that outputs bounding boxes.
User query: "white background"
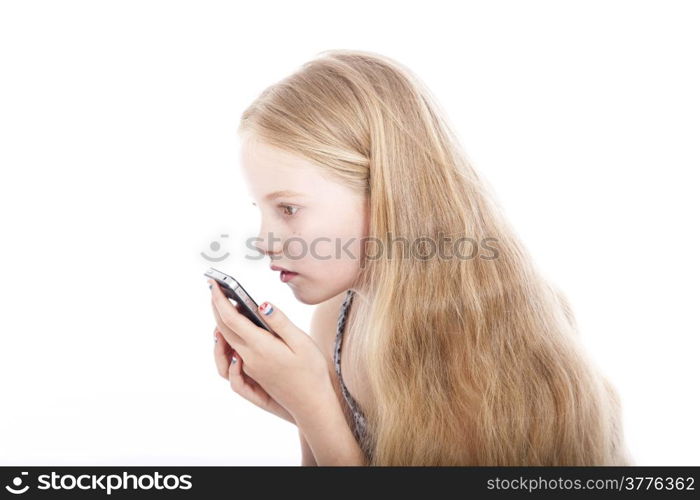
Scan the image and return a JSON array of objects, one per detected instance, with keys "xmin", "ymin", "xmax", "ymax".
[{"xmin": 1, "ymin": 0, "xmax": 698, "ymax": 465}]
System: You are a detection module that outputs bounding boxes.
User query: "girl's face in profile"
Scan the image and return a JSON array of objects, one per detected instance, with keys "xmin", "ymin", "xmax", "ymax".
[{"xmin": 240, "ymin": 134, "xmax": 369, "ymax": 304}]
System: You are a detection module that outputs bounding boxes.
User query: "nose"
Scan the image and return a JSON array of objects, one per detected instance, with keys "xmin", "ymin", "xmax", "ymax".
[{"xmin": 253, "ymin": 228, "xmax": 284, "ymax": 257}]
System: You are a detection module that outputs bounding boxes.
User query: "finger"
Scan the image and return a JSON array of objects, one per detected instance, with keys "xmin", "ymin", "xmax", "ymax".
[
  {"xmin": 254, "ymin": 300, "xmax": 303, "ymax": 352},
  {"xmin": 208, "ymin": 287, "xmax": 255, "ymax": 362},
  {"xmin": 208, "ymin": 279, "xmax": 264, "ymax": 346},
  {"xmin": 210, "ymin": 296, "xmax": 248, "ymax": 353},
  {"xmin": 214, "ymin": 329, "xmax": 233, "ymax": 379},
  {"xmin": 228, "ymin": 349, "xmax": 258, "ymax": 400}
]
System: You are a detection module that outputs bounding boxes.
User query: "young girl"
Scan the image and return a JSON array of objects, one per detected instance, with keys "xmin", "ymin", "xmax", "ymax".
[{"xmin": 207, "ymin": 49, "xmax": 632, "ymax": 466}]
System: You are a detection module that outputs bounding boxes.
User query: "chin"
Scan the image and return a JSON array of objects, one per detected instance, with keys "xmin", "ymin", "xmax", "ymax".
[
  {"xmin": 290, "ymin": 290, "xmax": 323, "ymax": 305},
  {"xmin": 289, "ymin": 284, "xmax": 333, "ymax": 305}
]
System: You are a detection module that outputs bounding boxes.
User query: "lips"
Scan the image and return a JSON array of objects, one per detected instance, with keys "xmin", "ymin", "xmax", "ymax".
[
  {"xmin": 270, "ymin": 265, "xmax": 296, "ymax": 273},
  {"xmin": 270, "ymin": 265, "xmax": 299, "ymax": 283}
]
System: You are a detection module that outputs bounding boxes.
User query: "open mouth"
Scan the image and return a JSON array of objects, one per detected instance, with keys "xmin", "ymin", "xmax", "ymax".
[{"xmin": 280, "ymin": 270, "xmax": 299, "ymax": 283}]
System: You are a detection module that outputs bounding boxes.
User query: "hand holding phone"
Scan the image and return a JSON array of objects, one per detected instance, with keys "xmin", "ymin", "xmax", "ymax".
[
  {"xmin": 206, "ymin": 266, "xmax": 336, "ymax": 427},
  {"xmin": 204, "ymin": 267, "xmax": 277, "ymax": 336}
]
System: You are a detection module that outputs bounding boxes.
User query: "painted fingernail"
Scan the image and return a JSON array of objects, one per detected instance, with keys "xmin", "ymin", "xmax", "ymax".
[{"xmin": 259, "ymin": 302, "xmax": 273, "ymax": 315}]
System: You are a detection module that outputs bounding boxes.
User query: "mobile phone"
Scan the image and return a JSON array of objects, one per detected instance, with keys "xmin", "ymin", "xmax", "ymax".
[{"xmin": 204, "ymin": 267, "xmax": 277, "ymax": 336}]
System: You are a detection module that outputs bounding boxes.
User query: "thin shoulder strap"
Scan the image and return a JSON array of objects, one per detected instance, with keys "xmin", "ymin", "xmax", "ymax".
[
  {"xmin": 332, "ymin": 289, "xmax": 370, "ymax": 451},
  {"xmin": 336, "ymin": 290, "xmax": 355, "ymax": 337},
  {"xmin": 333, "ymin": 290, "xmax": 355, "ymax": 374}
]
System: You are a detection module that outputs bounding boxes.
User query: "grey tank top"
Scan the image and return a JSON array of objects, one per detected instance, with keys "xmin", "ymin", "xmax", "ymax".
[{"xmin": 332, "ymin": 289, "xmax": 372, "ymax": 459}]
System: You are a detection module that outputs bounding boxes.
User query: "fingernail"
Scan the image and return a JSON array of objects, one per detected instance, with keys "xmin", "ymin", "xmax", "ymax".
[
  {"xmin": 231, "ymin": 355, "xmax": 237, "ymax": 364},
  {"xmin": 209, "ymin": 283, "xmax": 213, "ymax": 290},
  {"xmin": 259, "ymin": 302, "xmax": 273, "ymax": 315}
]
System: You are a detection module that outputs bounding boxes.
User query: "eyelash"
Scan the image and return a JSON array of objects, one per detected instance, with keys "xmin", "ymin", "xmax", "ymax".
[
  {"xmin": 250, "ymin": 202, "xmax": 299, "ymax": 218},
  {"xmin": 278, "ymin": 203, "xmax": 299, "ymax": 217}
]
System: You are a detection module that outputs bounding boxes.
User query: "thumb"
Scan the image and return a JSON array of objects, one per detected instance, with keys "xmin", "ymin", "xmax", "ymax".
[{"xmin": 257, "ymin": 301, "xmax": 303, "ymax": 349}]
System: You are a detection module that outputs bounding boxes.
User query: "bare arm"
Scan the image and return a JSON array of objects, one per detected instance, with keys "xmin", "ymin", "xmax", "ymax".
[
  {"xmin": 294, "ymin": 382, "xmax": 368, "ymax": 466},
  {"xmin": 298, "ymin": 291, "xmax": 366, "ymax": 466},
  {"xmin": 299, "ymin": 427, "xmax": 317, "ymax": 466},
  {"xmin": 297, "ymin": 294, "xmax": 338, "ymax": 466}
]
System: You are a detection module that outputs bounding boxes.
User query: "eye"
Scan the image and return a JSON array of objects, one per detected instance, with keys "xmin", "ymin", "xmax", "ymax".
[{"xmin": 279, "ymin": 203, "xmax": 299, "ymax": 217}]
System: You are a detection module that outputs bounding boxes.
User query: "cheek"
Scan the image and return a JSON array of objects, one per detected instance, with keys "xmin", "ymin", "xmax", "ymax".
[
  {"xmin": 283, "ymin": 237, "xmax": 307, "ymax": 261},
  {"xmin": 308, "ymin": 237, "xmax": 335, "ymax": 261},
  {"xmin": 288, "ymin": 212, "xmax": 366, "ymax": 267},
  {"xmin": 303, "ymin": 230, "xmax": 364, "ymax": 269}
]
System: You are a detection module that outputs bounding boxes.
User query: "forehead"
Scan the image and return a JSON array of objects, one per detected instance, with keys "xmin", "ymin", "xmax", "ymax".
[{"xmin": 239, "ymin": 135, "xmax": 335, "ymax": 199}]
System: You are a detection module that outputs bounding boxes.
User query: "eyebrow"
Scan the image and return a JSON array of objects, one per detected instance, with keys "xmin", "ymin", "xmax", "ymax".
[{"xmin": 264, "ymin": 189, "xmax": 307, "ymax": 201}]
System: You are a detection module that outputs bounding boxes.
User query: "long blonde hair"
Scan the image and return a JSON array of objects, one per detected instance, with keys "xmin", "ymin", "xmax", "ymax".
[{"xmin": 238, "ymin": 49, "xmax": 632, "ymax": 465}]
